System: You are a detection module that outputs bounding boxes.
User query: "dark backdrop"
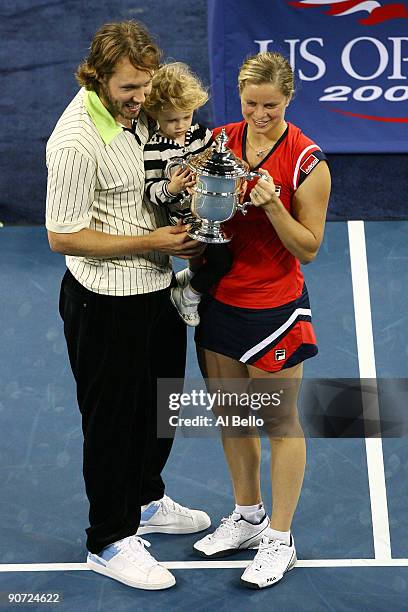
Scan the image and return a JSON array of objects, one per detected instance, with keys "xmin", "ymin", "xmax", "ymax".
[{"xmin": 0, "ymin": 0, "xmax": 406, "ymax": 224}]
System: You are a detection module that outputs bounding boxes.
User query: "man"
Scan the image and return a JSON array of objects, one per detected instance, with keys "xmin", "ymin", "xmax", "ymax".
[{"xmin": 46, "ymin": 21, "xmax": 210, "ymax": 591}]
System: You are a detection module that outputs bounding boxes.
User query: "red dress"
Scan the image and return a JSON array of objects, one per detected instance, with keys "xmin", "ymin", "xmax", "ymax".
[
  {"xmin": 212, "ymin": 121, "xmax": 325, "ymax": 309},
  {"xmin": 195, "ymin": 120, "xmax": 326, "ymax": 372}
]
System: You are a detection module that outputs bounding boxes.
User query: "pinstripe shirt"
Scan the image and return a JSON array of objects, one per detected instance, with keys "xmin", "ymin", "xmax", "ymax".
[{"xmin": 46, "ymin": 88, "xmax": 172, "ymax": 296}]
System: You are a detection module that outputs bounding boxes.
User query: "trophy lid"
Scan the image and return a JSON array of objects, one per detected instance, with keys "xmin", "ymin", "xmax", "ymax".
[{"xmin": 186, "ymin": 128, "xmax": 249, "ymax": 178}]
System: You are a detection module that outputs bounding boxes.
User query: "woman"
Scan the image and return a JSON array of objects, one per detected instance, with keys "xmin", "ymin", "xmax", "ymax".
[{"xmin": 193, "ymin": 52, "xmax": 331, "ymax": 589}]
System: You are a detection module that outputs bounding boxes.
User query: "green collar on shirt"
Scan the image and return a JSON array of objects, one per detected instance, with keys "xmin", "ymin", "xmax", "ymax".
[{"xmin": 84, "ymin": 90, "xmax": 122, "ymax": 145}]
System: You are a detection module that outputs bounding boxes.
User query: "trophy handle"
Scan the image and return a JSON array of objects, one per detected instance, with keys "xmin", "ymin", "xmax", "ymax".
[
  {"xmin": 165, "ymin": 158, "xmax": 189, "ymax": 179},
  {"xmin": 237, "ymin": 201, "xmax": 252, "ymax": 215},
  {"xmin": 246, "ymin": 171, "xmax": 263, "ymax": 180},
  {"xmin": 238, "ymin": 172, "xmax": 276, "ymax": 214}
]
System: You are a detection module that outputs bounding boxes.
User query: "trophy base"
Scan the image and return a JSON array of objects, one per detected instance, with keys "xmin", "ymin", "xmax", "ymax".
[{"xmin": 187, "ymin": 221, "xmax": 231, "ymax": 244}]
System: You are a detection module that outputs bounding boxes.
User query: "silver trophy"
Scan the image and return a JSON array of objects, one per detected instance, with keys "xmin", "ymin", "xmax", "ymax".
[{"xmin": 165, "ymin": 129, "xmax": 265, "ymax": 243}]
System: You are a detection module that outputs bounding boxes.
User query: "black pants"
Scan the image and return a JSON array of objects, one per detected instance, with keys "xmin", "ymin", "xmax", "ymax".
[
  {"xmin": 59, "ymin": 270, "xmax": 186, "ymax": 553},
  {"xmin": 190, "ymin": 244, "xmax": 233, "ymax": 294}
]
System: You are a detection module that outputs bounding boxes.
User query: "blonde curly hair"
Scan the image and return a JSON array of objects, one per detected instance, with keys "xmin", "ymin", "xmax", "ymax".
[{"xmin": 143, "ymin": 62, "xmax": 208, "ymax": 117}]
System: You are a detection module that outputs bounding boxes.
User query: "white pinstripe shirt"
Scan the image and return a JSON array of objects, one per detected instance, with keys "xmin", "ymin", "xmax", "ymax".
[{"xmin": 46, "ymin": 88, "xmax": 172, "ymax": 295}]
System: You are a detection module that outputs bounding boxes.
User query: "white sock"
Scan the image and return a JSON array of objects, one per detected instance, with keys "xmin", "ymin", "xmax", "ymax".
[
  {"xmin": 264, "ymin": 527, "xmax": 291, "ymax": 546},
  {"xmin": 234, "ymin": 503, "xmax": 265, "ymax": 524},
  {"xmin": 183, "ymin": 284, "xmax": 201, "ymax": 303}
]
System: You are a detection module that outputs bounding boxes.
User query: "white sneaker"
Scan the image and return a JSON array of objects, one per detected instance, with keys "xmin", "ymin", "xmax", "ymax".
[
  {"xmin": 87, "ymin": 535, "xmax": 175, "ymax": 590},
  {"xmin": 240, "ymin": 534, "xmax": 297, "ymax": 589},
  {"xmin": 137, "ymin": 495, "xmax": 211, "ymax": 535},
  {"xmin": 175, "ymin": 268, "xmax": 192, "ymax": 288},
  {"xmin": 170, "ymin": 286, "xmax": 200, "ymax": 327},
  {"xmin": 193, "ymin": 512, "xmax": 269, "ymax": 558}
]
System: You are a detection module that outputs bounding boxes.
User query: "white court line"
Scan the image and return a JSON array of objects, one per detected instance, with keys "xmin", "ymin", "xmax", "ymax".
[
  {"xmin": 0, "ymin": 559, "xmax": 408, "ymax": 572},
  {"xmin": 348, "ymin": 220, "xmax": 392, "ymax": 560}
]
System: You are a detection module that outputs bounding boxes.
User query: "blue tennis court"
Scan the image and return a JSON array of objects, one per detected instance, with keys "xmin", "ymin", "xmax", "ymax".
[{"xmin": 1, "ymin": 221, "xmax": 407, "ymax": 610}]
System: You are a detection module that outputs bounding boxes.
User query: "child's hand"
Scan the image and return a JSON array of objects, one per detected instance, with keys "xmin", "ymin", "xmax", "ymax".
[{"xmin": 168, "ymin": 167, "xmax": 197, "ymax": 195}]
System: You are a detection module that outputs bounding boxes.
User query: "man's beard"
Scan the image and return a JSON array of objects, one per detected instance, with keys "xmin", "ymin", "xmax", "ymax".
[{"xmin": 99, "ymin": 83, "xmax": 139, "ymax": 122}]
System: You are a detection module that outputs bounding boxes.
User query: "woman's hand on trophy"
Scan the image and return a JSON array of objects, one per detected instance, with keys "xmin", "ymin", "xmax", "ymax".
[
  {"xmin": 168, "ymin": 167, "xmax": 197, "ymax": 196},
  {"xmin": 249, "ymin": 169, "xmax": 280, "ymax": 209}
]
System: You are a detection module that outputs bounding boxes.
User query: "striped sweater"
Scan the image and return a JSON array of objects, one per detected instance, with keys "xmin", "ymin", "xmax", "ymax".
[{"xmin": 144, "ymin": 123, "xmax": 213, "ymax": 224}]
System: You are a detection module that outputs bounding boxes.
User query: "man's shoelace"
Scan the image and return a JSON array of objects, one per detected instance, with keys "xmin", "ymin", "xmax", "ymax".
[
  {"xmin": 116, "ymin": 536, "xmax": 157, "ymax": 567},
  {"xmin": 160, "ymin": 495, "xmax": 192, "ymax": 517}
]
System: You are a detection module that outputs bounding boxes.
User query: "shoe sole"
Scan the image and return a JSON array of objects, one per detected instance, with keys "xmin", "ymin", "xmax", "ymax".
[
  {"xmin": 170, "ymin": 292, "xmax": 200, "ymax": 327},
  {"xmin": 194, "ymin": 544, "xmax": 260, "ymax": 558},
  {"xmin": 240, "ymin": 554, "xmax": 297, "ymax": 589},
  {"xmin": 87, "ymin": 560, "xmax": 175, "ymax": 590},
  {"xmin": 193, "ymin": 524, "xmax": 269, "ymax": 558},
  {"xmin": 138, "ymin": 521, "xmax": 211, "ymax": 535}
]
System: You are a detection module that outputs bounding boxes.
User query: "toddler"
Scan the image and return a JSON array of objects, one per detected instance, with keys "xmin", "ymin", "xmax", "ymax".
[{"xmin": 143, "ymin": 62, "xmax": 232, "ymax": 326}]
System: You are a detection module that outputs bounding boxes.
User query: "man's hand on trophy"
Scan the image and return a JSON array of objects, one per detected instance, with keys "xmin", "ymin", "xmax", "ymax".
[
  {"xmin": 168, "ymin": 167, "xmax": 197, "ymax": 196},
  {"xmin": 148, "ymin": 223, "xmax": 205, "ymax": 258}
]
